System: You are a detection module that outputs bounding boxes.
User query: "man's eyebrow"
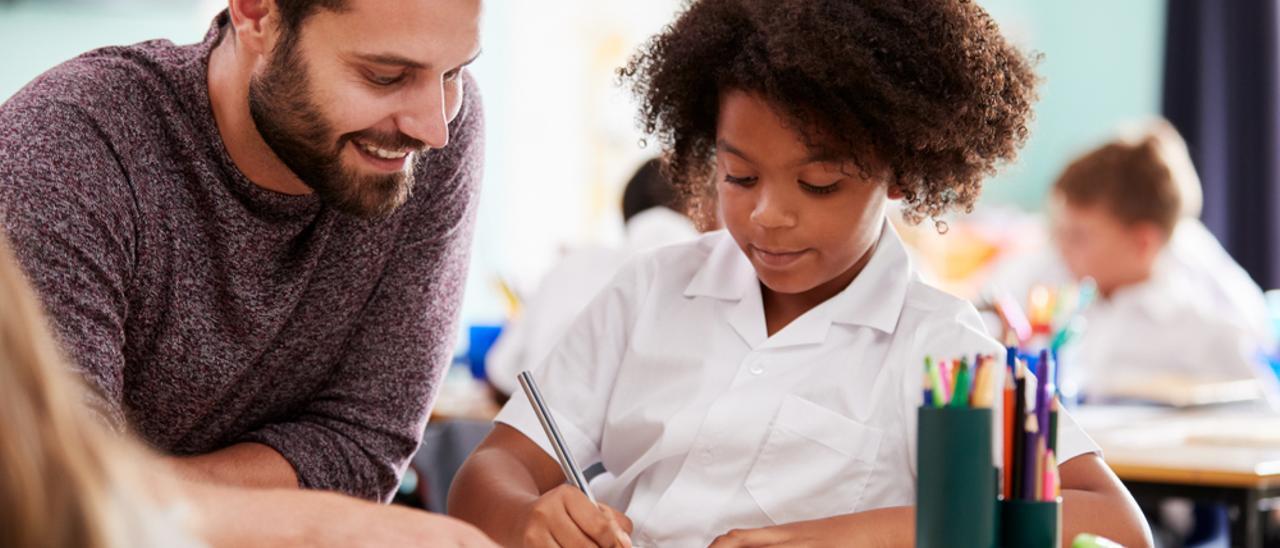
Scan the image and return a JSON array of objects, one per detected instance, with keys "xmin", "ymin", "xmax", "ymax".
[
  {"xmin": 351, "ymin": 52, "xmax": 429, "ymax": 70},
  {"xmin": 349, "ymin": 50, "xmax": 482, "ymax": 71}
]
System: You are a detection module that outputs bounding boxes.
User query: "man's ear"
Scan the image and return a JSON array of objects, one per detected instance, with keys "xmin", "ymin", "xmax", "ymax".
[
  {"xmin": 226, "ymin": 0, "xmax": 279, "ymax": 57},
  {"xmin": 887, "ymin": 184, "xmax": 905, "ymax": 200}
]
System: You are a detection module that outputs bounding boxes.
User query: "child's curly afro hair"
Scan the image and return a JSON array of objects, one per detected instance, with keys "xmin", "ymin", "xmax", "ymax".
[{"xmin": 620, "ymin": 0, "xmax": 1040, "ymax": 225}]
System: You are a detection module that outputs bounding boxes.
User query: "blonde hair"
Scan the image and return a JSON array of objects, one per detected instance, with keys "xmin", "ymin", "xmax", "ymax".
[{"xmin": 0, "ymin": 232, "xmax": 133, "ymax": 547}]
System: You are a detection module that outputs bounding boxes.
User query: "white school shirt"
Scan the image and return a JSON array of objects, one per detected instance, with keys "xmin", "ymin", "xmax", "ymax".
[
  {"xmin": 1060, "ymin": 267, "xmax": 1263, "ymax": 396},
  {"xmin": 496, "ymin": 221, "xmax": 1099, "ymax": 547},
  {"xmin": 985, "ymin": 218, "xmax": 1274, "ymax": 353}
]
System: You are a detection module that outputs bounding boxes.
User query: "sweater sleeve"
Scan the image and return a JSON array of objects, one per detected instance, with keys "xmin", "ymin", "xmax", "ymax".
[{"xmin": 0, "ymin": 96, "xmax": 137, "ymax": 430}]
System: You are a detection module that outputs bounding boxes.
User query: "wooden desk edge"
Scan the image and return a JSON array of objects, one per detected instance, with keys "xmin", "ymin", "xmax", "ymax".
[{"xmin": 1106, "ymin": 462, "xmax": 1279, "ymax": 490}]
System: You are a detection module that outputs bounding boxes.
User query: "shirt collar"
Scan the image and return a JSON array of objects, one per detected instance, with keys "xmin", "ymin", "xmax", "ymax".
[{"xmin": 683, "ymin": 220, "xmax": 912, "ymax": 348}]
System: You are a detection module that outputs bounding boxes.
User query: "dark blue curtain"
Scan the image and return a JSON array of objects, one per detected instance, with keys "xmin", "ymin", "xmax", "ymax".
[{"xmin": 1163, "ymin": 0, "xmax": 1280, "ymax": 289}]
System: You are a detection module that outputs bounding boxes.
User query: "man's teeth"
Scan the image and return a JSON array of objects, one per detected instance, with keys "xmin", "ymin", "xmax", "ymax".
[{"xmin": 358, "ymin": 142, "xmax": 410, "ymax": 160}]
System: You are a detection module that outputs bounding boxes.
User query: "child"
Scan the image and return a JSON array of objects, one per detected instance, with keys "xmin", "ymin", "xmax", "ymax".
[
  {"xmin": 449, "ymin": 1, "xmax": 1150, "ymax": 546},
  {"xmin": 1047, "ymin": 126, "xmax": 1270, "ymax": 398}
]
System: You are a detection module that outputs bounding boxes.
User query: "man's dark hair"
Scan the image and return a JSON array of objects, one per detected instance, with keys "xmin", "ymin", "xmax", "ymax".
[
  {"xmin": 274, "ymin": 0, "xmax": 350, "ymax": 51},
  {"xmin": 621, "ymin": 157, "xmax": 680, "ymax": 223}
]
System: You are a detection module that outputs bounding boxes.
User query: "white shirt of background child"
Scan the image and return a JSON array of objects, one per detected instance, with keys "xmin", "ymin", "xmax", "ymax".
[{"xmin": 496, "ymin": 221, "xmax": 1099, "ymax": 547}]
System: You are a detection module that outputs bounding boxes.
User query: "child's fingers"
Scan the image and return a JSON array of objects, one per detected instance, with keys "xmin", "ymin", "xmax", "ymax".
[
  {"xmin": 559, "ymin": 487, "xmax": 627, "ymax": 547},
  {"xmin": 708, "ymin": 526, "xmax": 789, "ymax": 548},
  {"xmin": 519, "ymin": 528, "xmax": 561, "ymax": 548},
  {"xmin": 545, "ymin": 515, "xmax": 600, "ymax": 548},
  {"xmin": 604, "ymin": 514, "xmax": 634, "ymax": 548},
  {"xmin": 604, "ymin": 505, "xmax": 634, "ymax": 534}
]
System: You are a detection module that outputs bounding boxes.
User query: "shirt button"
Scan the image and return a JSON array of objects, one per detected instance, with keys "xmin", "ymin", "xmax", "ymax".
[
  {"xmin": 749, "ymin": 363, "xmax": 765, "ymax": 375},
  {"xmin": 700, "ymin": 449, "xmax": 714, "ymax": 463}
]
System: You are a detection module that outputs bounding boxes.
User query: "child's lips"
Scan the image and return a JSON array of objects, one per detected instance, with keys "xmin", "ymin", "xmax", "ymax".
[{"xmin": 750, "ymin": 245, "xmax": 810, "ymax": 268}]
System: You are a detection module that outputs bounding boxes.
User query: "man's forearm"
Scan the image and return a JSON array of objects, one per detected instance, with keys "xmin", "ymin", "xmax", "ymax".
[{"xmin": 168, "ymin": 442, "xmax": 299, "ymax": 490}]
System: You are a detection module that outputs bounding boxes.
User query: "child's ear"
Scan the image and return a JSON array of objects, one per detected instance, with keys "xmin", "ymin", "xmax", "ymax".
[
  {"xmin": 1130, "ymin": 222, "xmax": 1167, "ymax": 261},
  {"xmin": 886, "ymin": 185, "xmax": 905, "ymax": 200}
]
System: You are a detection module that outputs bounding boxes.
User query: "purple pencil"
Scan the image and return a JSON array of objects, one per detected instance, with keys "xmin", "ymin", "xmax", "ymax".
[
  {"xmin": 1022, "ymin": 410, "xmax": 1040, "ymax": 499},
  {"xmin": 1036, "ymin": 351, "xmax": 1051, "ymax": 450}
]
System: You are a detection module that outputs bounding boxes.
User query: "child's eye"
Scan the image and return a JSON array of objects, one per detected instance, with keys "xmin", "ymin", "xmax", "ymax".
[
  {"xmin": 799, "ymin": 180, "xmax": 839, "ymax": 195},
  {"xmin": 724, "ymin": 174, "xmax": 758, "ymax": 187}
]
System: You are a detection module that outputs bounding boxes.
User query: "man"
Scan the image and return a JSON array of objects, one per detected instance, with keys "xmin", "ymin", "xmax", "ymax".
[{"xmin": 0, "ymin": 0, "xmax": 481, "ymax": 509}]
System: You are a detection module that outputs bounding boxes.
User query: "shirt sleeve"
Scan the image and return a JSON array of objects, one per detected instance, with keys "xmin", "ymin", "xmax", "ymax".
[
  {"xmin": 493, "ymin": 254, "xmax": 648, "ymax": 472},
  {"xmin": 0, "ymin": 98, "xmax": 137, "ymax": 430},
  {"xmin": 240, "ymin": 74, "xmax": 485, "ymax": 501}
]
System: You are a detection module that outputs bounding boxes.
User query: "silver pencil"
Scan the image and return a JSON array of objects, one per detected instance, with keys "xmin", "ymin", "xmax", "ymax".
[{"xmin": 517, "ymin": 371, "xmax": 597, "ymax": 504}]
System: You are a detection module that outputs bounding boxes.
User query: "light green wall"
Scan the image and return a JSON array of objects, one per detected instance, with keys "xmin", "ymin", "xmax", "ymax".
[
  {"xmin": 0, "ymin": 2, "xmax": 216, "ymax": 102},
  {"xmin": 977, "ymin": 0, "xmax": 1167, "ymax": 210}
]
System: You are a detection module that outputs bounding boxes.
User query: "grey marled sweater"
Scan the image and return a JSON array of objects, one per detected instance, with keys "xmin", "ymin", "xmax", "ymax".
[{"xmin": 0, "ymin": 12, "xmax": 483, "ymax": 501}]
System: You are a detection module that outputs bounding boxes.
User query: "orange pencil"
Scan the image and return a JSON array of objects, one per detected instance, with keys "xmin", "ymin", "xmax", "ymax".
[
  {"xmin": 1034, "ymin": 435, "xmax": 1046, "ymax": 500},
  {"xmin": 970, "ymin": 356, "xmax": 988, "ymax": 407}
]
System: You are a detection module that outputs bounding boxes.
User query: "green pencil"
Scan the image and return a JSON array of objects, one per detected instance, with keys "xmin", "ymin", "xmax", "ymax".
[
  {"xmin": 951, "ymin": 358, "xmax": 971, "ymax": 407},
  {"xmin": 926, "ymin": 356, "xmax": 946, "ymax": 407}
]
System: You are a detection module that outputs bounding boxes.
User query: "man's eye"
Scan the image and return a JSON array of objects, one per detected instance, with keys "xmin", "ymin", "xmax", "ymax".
[{"xmin": 369, "ymin": 73, "xmax": 405, "ymax": 86}]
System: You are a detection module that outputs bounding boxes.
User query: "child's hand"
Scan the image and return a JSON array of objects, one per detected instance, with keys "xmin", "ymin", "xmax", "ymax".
[
  {"xmin": 709, "ymin": 523, "xmax": 849, "ymax": 548},
  {"xmin": 516, "ymin": 484, "xmax": 633, "ymax": 547},
  {"xmin": 709, "ymin": 513, "xmax": 902, "ymax": 548}
]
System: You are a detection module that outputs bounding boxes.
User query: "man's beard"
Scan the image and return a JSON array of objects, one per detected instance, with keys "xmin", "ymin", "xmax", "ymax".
[{"xmin": 247, "ymin": 39, "xmax": 425, "ymax": 219}]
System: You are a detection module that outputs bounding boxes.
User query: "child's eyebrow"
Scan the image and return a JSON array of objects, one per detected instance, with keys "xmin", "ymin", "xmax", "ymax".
[
  {"xmin": 717, "ymin": 139, "xmax": 756, "ymax": 163},
  {"xmin": 718, "ymin": 138, "xmax": 844, "ymax": 168}
]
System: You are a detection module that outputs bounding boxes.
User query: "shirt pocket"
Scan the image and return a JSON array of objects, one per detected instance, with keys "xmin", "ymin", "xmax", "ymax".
[{"xmin": 744, "ymin": 394, "xmax": 883, "ymax": 525}]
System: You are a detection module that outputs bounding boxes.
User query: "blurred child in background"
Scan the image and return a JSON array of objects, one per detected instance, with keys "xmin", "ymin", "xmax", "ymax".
[
  {"xmin": 485, "ymin": 157, "xmax": 700, "ymax": 396},
  {"xmin": 990, "ymin": 120, "xmax": 1274, "ymax": 401}
]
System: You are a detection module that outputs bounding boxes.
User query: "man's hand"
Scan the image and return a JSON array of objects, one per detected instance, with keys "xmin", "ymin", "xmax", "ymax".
[
  {"xmin": 514, "ymin": 484, "xmax": 633, "ymax": 547},
  {"xmin": 308, "ymin": 497, "xmax": 499, "ymax": 548},
  {"xmin": 166, "ymin": 442, "xmax": 299, "ymax": 490},
  {"xmin": 182, "ymin": 480, "xmax": 498, "ymax": 547}
]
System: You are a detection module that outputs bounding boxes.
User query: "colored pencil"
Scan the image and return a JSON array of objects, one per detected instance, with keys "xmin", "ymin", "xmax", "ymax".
[
  {"xmin": 928, "ymin": 356, "xmax": 947, "ymax": 408},
  {"xmin": 1049, "ymin": 395, "xmax": 1059, "ymax": 454},
  {"xmin": 952, "ymin": 358, "xmax": 972, "ymax": 407},
  {"xmin": 1022, "ymin": 412, "xmax": 1040, "ymax": 501},
  {"xmin": 1002, "ymin": 370, "xmax": 1014, "ymax": 499},
  {"xmin": 1011, "ymin": 361, "xmax": 1027, "ymax": 500}
]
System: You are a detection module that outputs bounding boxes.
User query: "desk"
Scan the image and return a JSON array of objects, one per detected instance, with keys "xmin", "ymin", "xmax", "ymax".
[{"xmin": 1074, "ymin": 405, "xmax": 1280, "ymax": 548}]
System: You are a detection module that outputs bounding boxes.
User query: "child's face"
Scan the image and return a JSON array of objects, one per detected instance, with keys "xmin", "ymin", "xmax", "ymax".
[
  {"xmin": 1048, "ymin": 192, "xmax": 1162, "ymax": 295},
  {"xmin": 714, "ymin": 90, "xmax": 892, "ymax": 297}
]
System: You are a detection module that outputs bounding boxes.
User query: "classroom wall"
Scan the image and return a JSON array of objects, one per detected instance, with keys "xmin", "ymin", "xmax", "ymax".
[
  {"xmin": 0, "ymin": 1, "xmax": 218, "ymax": 100},
  {"xmin": 977, "ymin": 0, "xmax": 1167, "ymax": 211},
  {"xmin": 0, "ymin": 0, "xmax": 681, "ymax": 343},
  {"xmin": 0, "ymin": 0, "xmax": 1166, "ymax": 334}
]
